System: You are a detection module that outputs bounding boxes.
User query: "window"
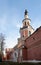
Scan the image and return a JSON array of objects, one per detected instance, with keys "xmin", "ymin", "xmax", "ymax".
[
  {"xmin": 27, "ymin": 22, "xmax": 29, "ymax": 25},
  {"xmin": 25, "ymin": 22, "xmax": 26, "ymax": 26},
  {"xmin": 29, "ymin": 31, "xmax": 31, "ymax": 36}
]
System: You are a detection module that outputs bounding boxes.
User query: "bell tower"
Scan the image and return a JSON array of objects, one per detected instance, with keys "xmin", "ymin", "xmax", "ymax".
[
  {"xmin": 20, "ymin": 10, "xmax": 34, "ymax": 39},
  {"xmin": 23, "ymin": 9, "xmax": 30, "ymax": 27}
]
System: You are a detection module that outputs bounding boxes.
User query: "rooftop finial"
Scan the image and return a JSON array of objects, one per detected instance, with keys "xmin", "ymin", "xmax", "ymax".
[{"xmin": 25, "ymin": 9, "xmax": 28, "ymax": 15}]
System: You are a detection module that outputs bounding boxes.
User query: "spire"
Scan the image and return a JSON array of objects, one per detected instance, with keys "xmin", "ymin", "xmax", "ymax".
[
  {"xmin": 24, "ymin": 9, "xmax": 28, "ymax": 18},
  {"xmin": 25, "ymin": 9, "xmax": 28, "ymax": 15}
]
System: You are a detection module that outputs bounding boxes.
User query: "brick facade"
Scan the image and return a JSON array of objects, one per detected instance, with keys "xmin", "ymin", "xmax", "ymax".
[
  {"xmin": 24, "ymin": 27, "xmax": 41, "ymax": 60},
  {"xmin": 22, "ymin": 48, "xmax": 27, "ymax": 60},
  {"xmin": 17, "ymin": 10, "xmax": 41, "ymax": 62}
]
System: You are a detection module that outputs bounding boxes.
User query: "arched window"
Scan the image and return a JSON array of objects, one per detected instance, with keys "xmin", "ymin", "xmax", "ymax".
[
  {"xmin": 29, "ymin": 31, "xmax": 31, "ymax": 36},
  {"xmin": 27, "ymin": 22, "xmax": 29, "ymax": 25},
  {"xmin": 25, "ymin": 22, "xmax": 26, "ymax": 26}
]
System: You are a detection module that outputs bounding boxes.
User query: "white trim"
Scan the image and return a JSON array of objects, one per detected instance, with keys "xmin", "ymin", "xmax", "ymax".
[{"xmin": 22, "ymin": 60, "xmax": 41, "ymax": 63}]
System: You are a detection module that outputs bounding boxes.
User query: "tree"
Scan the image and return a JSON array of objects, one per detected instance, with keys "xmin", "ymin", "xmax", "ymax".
[
  {"xmin": 0, "ymin": 33, "xmax": 5, "ymax": 62},
  {"xmin": 0, "ymin": 33, "xmax": 5, "ymax": 52}
]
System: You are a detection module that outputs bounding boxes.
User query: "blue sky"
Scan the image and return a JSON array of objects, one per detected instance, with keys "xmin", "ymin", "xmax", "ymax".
[{"xmin": 0, "ymin": 0, "xmax": 41, "ymax": 49}]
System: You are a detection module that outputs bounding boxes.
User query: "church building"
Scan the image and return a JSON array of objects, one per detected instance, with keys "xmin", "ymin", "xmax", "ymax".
[
  {"xmin": 17, "ymin": 10, "xmax": 41, "ymax": 62},
  {"xmin": 3, "ymin": 10, "xmax": 41, "ymax": 62}
]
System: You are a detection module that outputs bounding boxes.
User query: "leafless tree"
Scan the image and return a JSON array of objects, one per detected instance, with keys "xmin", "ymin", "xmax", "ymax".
[
  {"xmin": 0, "ymin": 33, "xmax": 5, "ymax": 52},
  {"xmin": 0, "ymin": 33, "xmax": 5, "ymax": 61}
]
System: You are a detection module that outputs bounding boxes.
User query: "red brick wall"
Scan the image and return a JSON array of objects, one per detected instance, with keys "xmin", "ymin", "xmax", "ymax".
[
  {"xmin": 25, "ymin": 27, "xmax": 41, "ymax": 60},
  {"xmin": 27, "ymin": 40, "xmax": 41, "ymax": 60},
  {"xmin": 25, "ymin": 28, "xmax": 41, "ymax": 48},
  {"xmin": 22, "ymin": 48, "xmax": 27, "ymax": 60}
]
